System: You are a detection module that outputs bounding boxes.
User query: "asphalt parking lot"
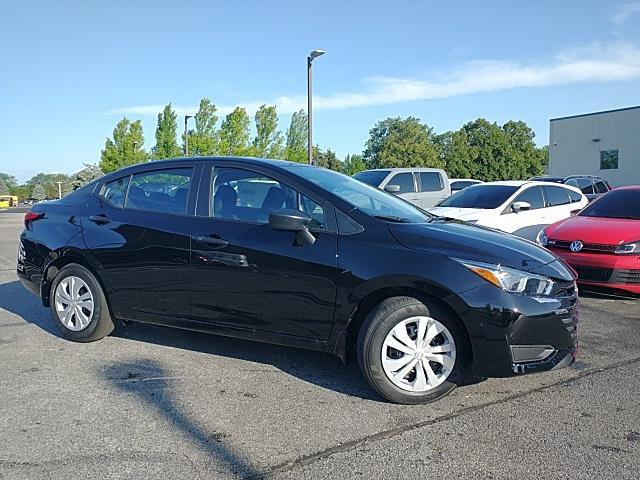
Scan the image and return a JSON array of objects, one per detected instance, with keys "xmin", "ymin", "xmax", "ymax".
[{"xmin": 0, "ymin": 211, "xmax": 639, "ymax": 479}]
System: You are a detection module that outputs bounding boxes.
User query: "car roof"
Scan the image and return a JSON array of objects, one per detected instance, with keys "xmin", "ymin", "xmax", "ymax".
[
  {"xmin": 359, "ymin": 167, "xmax": 445, "ymax": 173},
  {"xmin": 449, "ymin": 178, "xmax": 483, "ymax": 182}
]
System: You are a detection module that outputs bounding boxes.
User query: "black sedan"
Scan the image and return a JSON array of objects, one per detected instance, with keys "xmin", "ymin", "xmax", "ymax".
[{"xmin": 17, "ymin": 157, "xmax": 578, "ymax": 404}]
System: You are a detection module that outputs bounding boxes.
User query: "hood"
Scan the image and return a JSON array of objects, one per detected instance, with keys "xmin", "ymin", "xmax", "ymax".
[
  {"xmin": 546, "ymin": 215, "xmax": 640, "ymax": 245},
  {"xmin": 428, "ymin": 207, "xmax": 492, "ymax": 221},
  {"xmin": 390, "ymin": 221, "xmax": 574, "ymax": 281}
]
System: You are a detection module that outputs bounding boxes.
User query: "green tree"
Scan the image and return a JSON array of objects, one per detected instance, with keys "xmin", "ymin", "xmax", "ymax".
[
  {"xmin": 363, "ymin": 117, "xmax": 441, "ymax": 169},
  {"xmin": 343, "ymin": 154, "xmax": 366, "ymax": 175},
  {"xmin": 315, "ymin": 148, "xmax": 343, "ymax": 172},
  {"xmin": 187, "ymin": 98, "xmax": 219, "ymax": 156},
  {"xmin": 252, "ymin": 104, "xmax": 283, "ymax": 158},
  {"xmin": 71, "ymin": 164, "xmax": 104, "ymax": 190},
  {"xmin": 284, "ymin": 109, "xmax": 308, "ymax": 163},
  {"xmin": 153, "ymin": 104, "xmax": 181, "ymax": 159},
  {"xmin": 32, "ymin": 184, "xmax": 46, "ymax": 201},
  {"xmin": 0, "ymin": 173, "xmax": 17, "ymax": 189},
  {"xmin": 219, "ymin": 107, "xmax": 251, "ymax": 156},
  {"xmin": 0, "ymin": 176, "xmax": 8, "ymax": 195},
  {"xmin": 100, "ymin": 118, "xmax": 149, "ymax": 173},
  {"xmin": 25, "ymin": 173, "xmax": 72, "ymax": 198}
]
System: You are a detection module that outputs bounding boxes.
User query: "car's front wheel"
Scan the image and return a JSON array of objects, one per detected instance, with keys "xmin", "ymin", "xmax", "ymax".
[
  {"xmin": 357, "ymin": 296, "xmax": 468, "ymax": 404},
  {"xmin": 49, "ymin": 264, "xmax": 114, "ymax": 342}
]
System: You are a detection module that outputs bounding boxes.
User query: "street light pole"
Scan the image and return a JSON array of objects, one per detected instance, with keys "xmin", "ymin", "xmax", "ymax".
[
  {"xmin": 56, "ymin": 181, "xmax": 62, "ymax": 199},
  {"xmin": 307, "ymin": 49, "xmax": 325, "ymax": 165},
  {"xmin": 184, "ymin": 115, "xmax": 193, "ymax": 156}
]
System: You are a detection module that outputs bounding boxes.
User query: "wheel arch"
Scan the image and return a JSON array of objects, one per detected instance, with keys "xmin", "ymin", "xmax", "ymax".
[{"xmin": 338, "ymin": 281, "xmax": 474, "ymax": 368}]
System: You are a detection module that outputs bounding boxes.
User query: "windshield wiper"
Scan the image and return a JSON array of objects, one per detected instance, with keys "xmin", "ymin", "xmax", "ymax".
[{"xmin": 373, "ymin": 214, "xmax": 414, "ymax": 223}]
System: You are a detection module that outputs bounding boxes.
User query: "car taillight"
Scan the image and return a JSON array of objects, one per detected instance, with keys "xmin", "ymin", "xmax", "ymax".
[{"xmin": 24, "ymin": 211, "xmax": 43, "ymax": 227}]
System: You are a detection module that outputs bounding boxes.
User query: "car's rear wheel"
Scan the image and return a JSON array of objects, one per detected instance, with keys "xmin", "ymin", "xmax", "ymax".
[
  {"xmin": 50, "ymin": 264, "xmax": 114, "ymax": 342},
  {"xmin": 357, "ymin": 296, "xmax": 468, "ymax": 404}
]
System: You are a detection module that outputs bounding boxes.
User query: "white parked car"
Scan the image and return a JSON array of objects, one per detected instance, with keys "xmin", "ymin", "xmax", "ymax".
[
  {"xmin": 353, "ymin": 168, "xmax": 450, "ymax": 209},
  {"xmin": 429, "ymin": 181, "xmax": 588, "ymax": 240},
  {"xmin": 449, "ymin": 178, "xmax": 484, "ymax": 193}
]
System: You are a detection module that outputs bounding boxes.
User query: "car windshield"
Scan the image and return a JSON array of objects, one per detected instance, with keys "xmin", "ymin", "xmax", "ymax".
[
  {"xmin": 579, "ymin": 189, "xmax": 640, "ymax": 220},
  {"xmin": 438, "ymin": 184, "xmax": 520, "ymax": 209},
  {"xmin": 285, "ymin": 165, "xmax": 431, "ymax": 223},
  {"xmin": 352, "ymin": 170, "xmax": 391, "ymax": 187}
]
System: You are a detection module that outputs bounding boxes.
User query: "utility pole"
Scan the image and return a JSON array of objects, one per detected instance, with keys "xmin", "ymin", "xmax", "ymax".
[
  {"xmin": 56, "ymin": 181, "xmax": 62, "ymax": 199},
  {"xmin": 184, "ymin": 115, "xmax": 193, "ymax": 156},
  {"xmin": 307, "ymin": 49, "xmax": 325, "ymax": 165}
]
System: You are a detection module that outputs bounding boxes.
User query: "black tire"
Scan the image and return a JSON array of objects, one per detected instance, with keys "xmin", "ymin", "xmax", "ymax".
[
  {"xmin": 357, "ymin": 296, "xmax": 468, "ymax": 404},
  {"xmin": 49, "ymin": 264, "xmax": 114, "ymax": 342}
]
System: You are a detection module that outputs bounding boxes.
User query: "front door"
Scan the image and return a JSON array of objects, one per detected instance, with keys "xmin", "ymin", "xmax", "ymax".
[
  {"xmin": 83, "ymin": 165, "xmax": 198, "ymax": 323},
  {"xmin": 497, "ymin": 185, "xmax": 547, "ymax": 240},
  {"xmin": 190, "ymin": 165, "xmax": 338, "ymax": 340}
]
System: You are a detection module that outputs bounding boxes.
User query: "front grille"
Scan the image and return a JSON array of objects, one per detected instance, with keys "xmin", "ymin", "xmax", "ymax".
[
  {"xmin": 552, "ymin": 281, "xmax": 579, "ymax": 342},
  {"xmin": 574, "ymin": 265, "xmax": 614, "ymax": 282},
  {"xmin": 548, "ymin": 240, "xmax": 616, "ymax": 254},
  {"xmin": 613, "ymin": 269, "xmax": 640, "ymax": 285}
]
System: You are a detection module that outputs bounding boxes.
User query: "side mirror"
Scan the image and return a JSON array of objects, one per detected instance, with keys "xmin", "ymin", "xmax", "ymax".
[
  {"xmin": 384, "ymin": 184, "xmax": 401, "ymax": 193},
  {"xmin": 512, "ymin": 201, "xmax": 531, "ymax": 213},
  {"xmin": 269, "ymin": 209, "xmax": 315, "ymax": 245}
]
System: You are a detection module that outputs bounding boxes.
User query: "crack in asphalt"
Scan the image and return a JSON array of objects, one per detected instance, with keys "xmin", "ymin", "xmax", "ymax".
[{"xmin": 246, "ymin": 356, "xmax": 640, "ymax": 480}]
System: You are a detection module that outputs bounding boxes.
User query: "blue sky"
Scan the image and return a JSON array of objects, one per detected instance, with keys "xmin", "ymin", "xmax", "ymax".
[{"xmin": 1, "ymin": 0, "xmax": 639, "ymax": 182}]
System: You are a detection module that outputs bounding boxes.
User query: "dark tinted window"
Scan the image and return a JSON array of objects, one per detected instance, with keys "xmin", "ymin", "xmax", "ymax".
[
  {"xmin": 543, "ymin": 186, "xmax": 571, "ymax": 206},
  {"xmin": 352, "ymin": 170, "xmax": 391, "ymax": 187},
  {"xmin": 387, "ymin": 173, "xmax": 415, "ymax": 193},
  {"xmin": 513, "ymin": 186, "xmax": 545, "ymax": 209},
  {"xmin": 577, "ymin": 178, "xmax": 594, "ymax": 195},
  {"xmin": 439, "ymin": 185, "xmax": 519, "ymax": 209},
  {"xmin": 212, "ymin": 167, "xmax": 325, "ymax": 228},
  {"xmin": 580, "ymin": 189, "xmax": 640, "ymax": 220},
  {"xmin": 419, "ymin": 172, "xmax": 443, "ymax": 192},
  {"xmin": 595, "ymin": 181, "xmax": 609, "ymax": 194},
  {"xmin": 451, "ymin": 180, "xmax": 480, "ymax": 191},
  {"xmin": 125, "ymin": 168, "xmax": 192, "ymax": 214},
  {"xmin": 600, "ymin": 150, "xmax": 619, "ymax": 170},
  {"xmin": 101, "ymin": 177, "xmax": 130, "ymax": 208},
  {"xmin": 567, "ymin": 189, "xmax": 583, "ymax": 203}
]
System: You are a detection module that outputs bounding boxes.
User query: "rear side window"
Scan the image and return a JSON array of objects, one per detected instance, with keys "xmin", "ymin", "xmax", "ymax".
[
  {"xmin": 577, "ymin": 178, "xmax": 595, "ymax": 195},
  {"xmin": 125, "ymin": 168, "xmax": 192, "ymax": 214},
  {"xmin": 595, "ymin": 181, "xmax": 609, "ymax": 194},
  {"xmin": 513, "ymin": 186, "xmax": 545, "ymax": 209},
  {"xmin": 567, "ymin": 189, "xmax": 583, "ymax": 203},
  {"xmin": 388, "ymin": 173, "xmax": 415, "ymax": 193},
  {"xmin": 101, "ymin": 177, "xmax": 130, "ymax": 208},
  {"xmin": 419, "ymin": 172, "xmax": 444, "ymax": 192},
  {"xmin": 543, "ymin": 186, "xmax": 571, "ymax": 206}
]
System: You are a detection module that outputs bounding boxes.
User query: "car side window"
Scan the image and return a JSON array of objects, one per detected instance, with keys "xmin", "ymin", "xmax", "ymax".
[
  {"xmin": 577, "ymin": 178, "xmax": 595, "ymax": 195},
  {"xmin": 388, "ymin": 173, "xmax": 415, "ymax": 193},
  {"xmin": 543, "ymin": 186, "xmax": 571, "ymax": 206},
  {"xmin": 100, "ymin": 176, "xmax": 130, "ymax": 208},
  {"xmin": 595, "ymin": 181, "xmax": 608, "ymax": 194},
  {"xmin": 513, "ymin": 186, "xmax": 545, "ymax": 209},
  {"xmin": 565, "ymin": 179, "xmax": 579, "ymax": 188},
  {"xmin": 211, "ymin": 167, "xmax": 325, "ymax": 229},
  {"xmin": 567, "ymin": 189, "xmax": 583, "ymax": 203},
  {"xmin": 125, "ymin": 168, "xmax": 192, "ymax": 215},
  {"xmin": 419, "ymin": 172, "xmax": 444, "ymax": 192}
]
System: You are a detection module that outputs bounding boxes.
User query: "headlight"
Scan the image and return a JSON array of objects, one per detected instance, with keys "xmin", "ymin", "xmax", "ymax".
[
  {"xmin": 456, "ymin": 259, "xmax": 555, "ymax": 297},
  {"xmin": 536, "ymin": 229, "xmax": 548, "ymax": 247},
  {"xmin": 615, "ymin": 242, "xmax": 640, "ymax": 255}
]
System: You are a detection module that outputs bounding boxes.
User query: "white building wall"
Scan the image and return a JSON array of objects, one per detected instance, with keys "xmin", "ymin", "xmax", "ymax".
[{"xmin": 549, "ymin": 106, "xmax": 640, "ymax": 187}]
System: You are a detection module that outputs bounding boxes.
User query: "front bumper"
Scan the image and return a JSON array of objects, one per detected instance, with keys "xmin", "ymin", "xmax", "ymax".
[
  {"xmin": 549, "ymin": 248, "xmax": 640, "ymax": 295},
  {"xmin": 453, "ymin": 279, "xmax": 578, "ymax": 377}
]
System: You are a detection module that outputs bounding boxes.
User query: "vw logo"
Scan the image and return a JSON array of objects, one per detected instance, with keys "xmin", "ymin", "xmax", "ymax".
[{"xmin": 570, "ymin": 241, "xmax": 584, "ymax": 252}]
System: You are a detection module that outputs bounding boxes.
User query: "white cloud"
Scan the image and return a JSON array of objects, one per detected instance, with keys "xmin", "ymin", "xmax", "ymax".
[
  {"xmin": 612, "ymin": 2, "xmax": 640, "ymax": 26},
  {"xmin": 106, "ymin": 42, "xmax": 640, "ymax": 117}
]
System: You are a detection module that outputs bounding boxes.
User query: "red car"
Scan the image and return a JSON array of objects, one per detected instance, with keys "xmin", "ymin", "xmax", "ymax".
[{"xmin": 537, "ymin": 186, "xmax": 640, "ymax": 295}]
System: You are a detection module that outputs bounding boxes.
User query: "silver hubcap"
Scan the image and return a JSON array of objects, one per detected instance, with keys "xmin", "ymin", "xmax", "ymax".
[
  {"xmin": 381, "ymin": 316, "xmax": 456, "ymax": 393},
  {"xmin": 54, "ymin": 276, "xmax": 94, "ymax": 331}
]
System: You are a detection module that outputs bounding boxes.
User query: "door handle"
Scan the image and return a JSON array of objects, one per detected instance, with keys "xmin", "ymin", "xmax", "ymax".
[
  {"xmin": 192, "ymin": 235, "xmax": 229, "ymax": 248},
  {"xmin": 88, "ymin": 214, "xmax": 110, "ymax": 225}
]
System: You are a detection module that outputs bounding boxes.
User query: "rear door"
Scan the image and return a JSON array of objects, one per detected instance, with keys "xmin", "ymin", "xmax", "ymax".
[
  {"xmin": 417, "ymin": 171, "xmax": 448, "ymax": 208},
  {"xmin": 542, "ymin": 185, "xmax": 574, "ymax": 224},
  {"xmin": 189, "ymin": 162, "xmax": 339, "ymax": 340},
  {"xmin": 83, "ymin": 164, "xmax": 199, "ymax": 323}
]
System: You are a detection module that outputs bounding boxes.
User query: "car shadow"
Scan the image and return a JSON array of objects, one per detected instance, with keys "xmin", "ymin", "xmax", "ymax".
[
  {"xmin": 579, "ymin": 286, "xmax": 639, "ymax": 301},
  {"xmin": 1, "ymin": 278, "xmax": 485, "ymax": 401},
  {"xmin": 102, "ymin": 359, "xmax": 261, "ymax": 478}
]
